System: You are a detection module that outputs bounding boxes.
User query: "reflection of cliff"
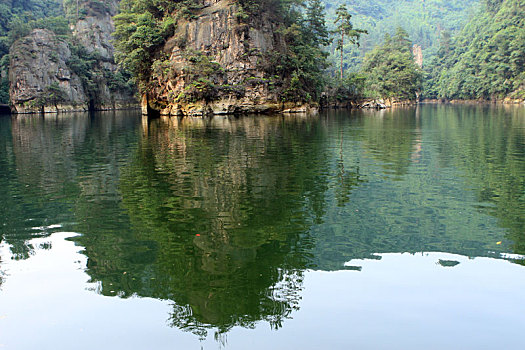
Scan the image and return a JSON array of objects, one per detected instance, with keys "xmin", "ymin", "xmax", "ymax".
[
  {"xmin": 4, "ymin": 107, "xmax": 523, "ymax": 339},
  {"xmin": 0, "ymin": 115, "xmax": 66, "ymax": 259},
  {"xmin": 76, "ymin": 108, "xmax": 525, "ymax": 336},
  {"xmin": 78, "ymin": 115, "xmax": 332, "ymax": 335},
  {"xmin": 1, "ymin": 113, "xmax": 141, "ymax": 259}
]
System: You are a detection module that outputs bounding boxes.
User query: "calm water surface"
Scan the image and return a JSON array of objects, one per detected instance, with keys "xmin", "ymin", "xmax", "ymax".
[{"xmin": 0, "ymin": 105, "xmax": 524, "ymax": 349}]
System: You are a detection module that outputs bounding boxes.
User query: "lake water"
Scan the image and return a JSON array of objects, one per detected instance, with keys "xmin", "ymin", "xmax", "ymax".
[{"xmin": 0, "ymin": 105, "xmax": 524, "ymax": 349}]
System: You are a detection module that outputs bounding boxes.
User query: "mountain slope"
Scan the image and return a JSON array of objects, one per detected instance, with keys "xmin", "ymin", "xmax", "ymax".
[
  {"xmin": 425, "ymin": 0, "xmax": 525, "ymax": 100},
  {"xmin": 321, "ymin": 0, "xmax": 478, "ymax": 73}
]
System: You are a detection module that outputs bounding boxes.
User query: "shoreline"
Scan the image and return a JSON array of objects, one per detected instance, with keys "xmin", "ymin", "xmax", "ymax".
[
  {"xmin": 6, "ymin": 98, "xmax": 524, "ymax": 116},
  {"xmin": 420, "ymin": 98, "xmax": 525, "ymax": 105}
]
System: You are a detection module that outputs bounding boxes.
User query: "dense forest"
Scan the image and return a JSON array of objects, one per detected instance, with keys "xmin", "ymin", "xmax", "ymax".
[
  {"xmin": 0, "ymin": 0, "xmax": 523, "ymax": 108},
  {"xmin": 424, "ymin": 0, "xmax": 525, "ymax": 100},
  {"xmin": 321, "ymin": 0, "xmax": 478, "ymax": 73}
]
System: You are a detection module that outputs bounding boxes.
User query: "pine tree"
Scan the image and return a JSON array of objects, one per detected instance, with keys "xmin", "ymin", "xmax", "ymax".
[
  {"xmin": 305, "ymin": 0, "xmax": 330, "ymax": 47},
  {"xmin": 333, "ymin": 4, "xmax": 367, "ymax": 80}
]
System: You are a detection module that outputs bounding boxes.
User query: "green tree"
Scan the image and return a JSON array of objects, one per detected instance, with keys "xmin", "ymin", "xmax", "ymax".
[
  {"xmin": 361, "ymin": 27, "xmax": 422, "ymax": 100},
  {"xmin": 333, "ymin": 4, "xmax": 366, "ymax": 80},
  {"xmin": 113, "ymin": 0, "xmax": 176, "ymax": 84},
  {"xmin": 305, "ymin": 0, "xmax": 331, "ymax": 47},
  {"xmin": 424, "ymin": 0, "xmax": 524, "ymax": 100}
]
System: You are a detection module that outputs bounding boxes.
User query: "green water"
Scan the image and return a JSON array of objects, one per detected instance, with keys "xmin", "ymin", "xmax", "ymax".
[{"xmin": 0, "ymin": 105, "xmax": 524, "ymax": 349}]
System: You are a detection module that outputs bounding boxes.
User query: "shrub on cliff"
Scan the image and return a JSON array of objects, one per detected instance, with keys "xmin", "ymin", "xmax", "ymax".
[{"xmin": 113, "ymin": 0, "xmax": 177, "ymax": 84}]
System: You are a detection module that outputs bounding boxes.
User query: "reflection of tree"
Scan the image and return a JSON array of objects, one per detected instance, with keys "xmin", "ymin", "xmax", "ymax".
[
  {"xmin": 76, "ymin": 115, "xmax": 332, "ymax": 336},
  {"xmin": 427, "ymin": 105, "xmax": 525, "ymax": 259},
  {"xmin": 361, "ymin": 108, "xmax": 418, "ymax": 178},
  {"xmin": 3, "ymin": 105, "xmax": 523, "ymax": 338},
  {"xmin": 309, "ymin": 106, "xmax": 523, "ymax": 270},
  {"xmin": 0, "ymin": 115, "xmax": 55, "ymax": 260},
  {"xmin": 336, "ymin": 129, "xmax": 366, "ymax": 207}
]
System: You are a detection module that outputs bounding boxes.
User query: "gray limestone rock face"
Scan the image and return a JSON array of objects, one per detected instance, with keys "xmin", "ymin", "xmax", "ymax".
[
  {"xmin": 9, "ymin": 0, "xmax": 137, "ymax": 114},
  {"xmin": 72, "ymin": 0, "xmax": 119, "ymax": 61},
  {"xmin": 9, "ymin": 29, "xmax": 88, "ymax": 113},
  {"xmin": 70, "ymin": 0, "xmax": 136, "ymax": 110}
]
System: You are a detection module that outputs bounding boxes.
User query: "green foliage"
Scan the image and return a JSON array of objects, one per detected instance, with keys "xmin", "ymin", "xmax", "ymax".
[
  {"xmin": 0, "ymin": 75, "xmax": 8, "ymax": 104},
  {"xmin": 321, "ymin": 0, "xmax": 478, "ymax": 75},
  {"xmin": 0, "ymin": 53, "xmax": 8, "ymax": 104},
  {"xmin": 323, "ymin": 72, "xmax": 366, "ymax": 105},
  {"xmin": 306, "ymin": 0, "xmax": 331, "ymax": 46},
  {"xmin": 361, "ymin": 28, "xmax": 423, "ymax": 100},
  {"xmin": 424, "ymin": 0, "xmax": 525, "ymax": 100},
  {"xmin": 63, "ymin": 0, "xmax": 113, "ymax": 21},
  {"xmin": 105, "ymin": 68, "xmax": 135, "ymax": 95},
  {"xmin": 30, "ymin": 82, "xmax": 68, "ymax": 108},
  {"xmin": 113, "ymin": 0, "xmax": 177, "ymax": 83},
  {"xmin": 274, "ymin": 15, "xmax": 331, "ymax": 102},
  {"xmin": 67, "ymin": 43, "xmax": 101, "ymax": 100},
  {"xmin": 333, "ymin": 4, "xmax": 366, "ymax": 79},
  {"xmin": 113, "ymin": 0, "xmax": 331, "ymax": 103},
  {"xmin": 254, "ymin": 0, "xmax": 331, "ymax": 102},
  {"xmin": 0, "ymin": 0, "xmax": 63, "ymax": 55}
]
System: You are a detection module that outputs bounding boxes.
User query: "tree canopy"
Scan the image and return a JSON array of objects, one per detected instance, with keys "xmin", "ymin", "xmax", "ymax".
[
  {"xmin": 424, "ymin": 0, "xmax": 525, "ymax": 100},
  {"xmin": 361, "ymin": 28, "xmax": 423, "ymax": 101}
]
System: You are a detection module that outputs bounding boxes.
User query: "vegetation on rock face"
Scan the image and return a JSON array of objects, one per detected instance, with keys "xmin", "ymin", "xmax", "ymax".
[
  {"xmin": 2, "ymin": 0, "xmax": 522, "ymax": 109},
  {"xmin": 0, "ymin": 0, "xmax": 64, "ymax": 104},
  {"xmin": 2, "ymin": 0, "xmax": 136, "ymax": 109},
  {"xmin": 113, "ymin": 0, "xmax": 177, "ymax": 85},
  {"xmin": 424, "ymin": 0, "xmax": 525, "ymax": 100},
  {"xmin": 113, "ymin": 0, "xmax": 335, "ymax": 105}
]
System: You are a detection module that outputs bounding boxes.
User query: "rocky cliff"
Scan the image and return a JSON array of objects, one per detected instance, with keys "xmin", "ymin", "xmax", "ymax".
[
  {"xmin": 143, "ymin": 0, "xmax": 310, "ymax": 116},
  {"xmin": 9, "ymin": 29, "xmax": 88, "ymax": 113},
  {"xmin": 9, "ymin": 0, "xmax": 137, "ymax": 114}
]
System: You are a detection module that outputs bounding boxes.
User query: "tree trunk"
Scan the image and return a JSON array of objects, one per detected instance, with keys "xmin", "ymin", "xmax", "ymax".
[{"xmin": 340, "ymin": 31, "xmax": 344, "ymax": 80}]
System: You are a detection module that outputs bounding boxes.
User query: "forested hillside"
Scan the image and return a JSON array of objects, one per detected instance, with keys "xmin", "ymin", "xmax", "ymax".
[
  {"xmin": 361, "ymin": 28, "xmax": 422, "ymax": 101},
  {"xmin": 321, "ymin": 0, "xmax": 478, "ymax": 74},
  {"xmin": 424, "ymin": 0, "xmax": 525, "ymax": 101}
]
